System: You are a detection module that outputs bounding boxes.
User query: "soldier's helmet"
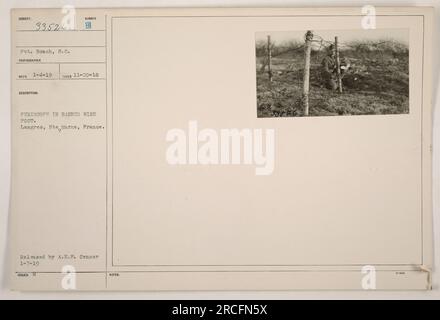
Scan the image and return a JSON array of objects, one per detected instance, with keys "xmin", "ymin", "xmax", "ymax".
[{"xmin": 327, "ymin": 44, "xmax": 335, "ymax": 55}]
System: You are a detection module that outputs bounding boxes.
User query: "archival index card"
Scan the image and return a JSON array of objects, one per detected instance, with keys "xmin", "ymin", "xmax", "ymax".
[{"xmin": 9, "ymin": 7, "xmax": 433, "ymax": 291}]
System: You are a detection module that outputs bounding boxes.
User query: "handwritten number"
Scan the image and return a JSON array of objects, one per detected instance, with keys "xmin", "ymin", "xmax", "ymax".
[{"xmin": 34, "ymin": 22, "xmax": 62, "ymax": 31}]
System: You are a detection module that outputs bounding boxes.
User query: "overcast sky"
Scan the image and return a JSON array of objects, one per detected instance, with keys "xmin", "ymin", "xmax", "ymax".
[{"xmin": 256, "ymin": 28, "xmax": 409, "ymax": 47}]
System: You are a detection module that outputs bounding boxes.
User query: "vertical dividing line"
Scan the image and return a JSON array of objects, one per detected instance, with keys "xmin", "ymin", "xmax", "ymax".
[
  {"xmin": 421, "ymin": 15, "xmax": 424, "ymax": 266},
  {"xmin": 105, "ymin": 14, "xmax": 108, "ymax": 289},
  {"xmin": 111, "ymin": 17, "xmax": 114, "ymax": 268}
]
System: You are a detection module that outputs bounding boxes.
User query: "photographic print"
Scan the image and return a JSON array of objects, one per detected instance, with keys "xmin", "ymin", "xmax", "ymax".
[{"xmin": 256, "ymin": 29, "xmax": 409, "ymax": 117}]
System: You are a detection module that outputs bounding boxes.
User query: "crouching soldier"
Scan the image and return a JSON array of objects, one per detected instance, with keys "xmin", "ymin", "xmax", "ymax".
[{"xmin": 321, "ymin": 44, "xmax": 350, "ymax": 91}]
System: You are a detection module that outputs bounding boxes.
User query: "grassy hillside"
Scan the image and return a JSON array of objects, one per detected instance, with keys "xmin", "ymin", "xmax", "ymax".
[{"xmin": 256, "ymin": 40, "xmax": 409, "ymax": 117}]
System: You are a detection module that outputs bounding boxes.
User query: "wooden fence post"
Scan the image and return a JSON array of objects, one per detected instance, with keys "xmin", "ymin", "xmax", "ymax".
[
  {"xmin": 335, "ymin": 36, "xmax": 343, "ymax": 93},
  {"xmin": 303, "ymin": 31, "xmax": 313, "ymax": 116},
  {"xmin": 267, "ymin": 35, "xmax": 272, "ymax": 82}
]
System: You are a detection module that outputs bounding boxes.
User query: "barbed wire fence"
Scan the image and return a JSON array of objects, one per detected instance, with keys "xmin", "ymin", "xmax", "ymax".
[{"xmin": 258, "ymin": 31, "xmax": 404, "ymax": 116}]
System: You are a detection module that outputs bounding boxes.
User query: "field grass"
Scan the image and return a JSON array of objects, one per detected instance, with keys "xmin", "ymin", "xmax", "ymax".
[{"xmin": 256, "ymin": 43, "xmax": 409, "ymax": 117}]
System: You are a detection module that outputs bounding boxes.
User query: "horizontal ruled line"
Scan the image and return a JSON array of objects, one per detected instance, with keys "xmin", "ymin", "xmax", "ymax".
[
  {"xmin": 16, "ymin": 62, "xmax": 106, "ymax": 64},
  {"xmin": 16, "ymin": 78, "xmax": 106, "ymax": 81},
  {"xmin": 16, "ymin": 29, "xmax": 105, "ymax": 32},
  {"xmin": 16, "ymin": 45, "xmax": 105, "ymax": 48}
]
